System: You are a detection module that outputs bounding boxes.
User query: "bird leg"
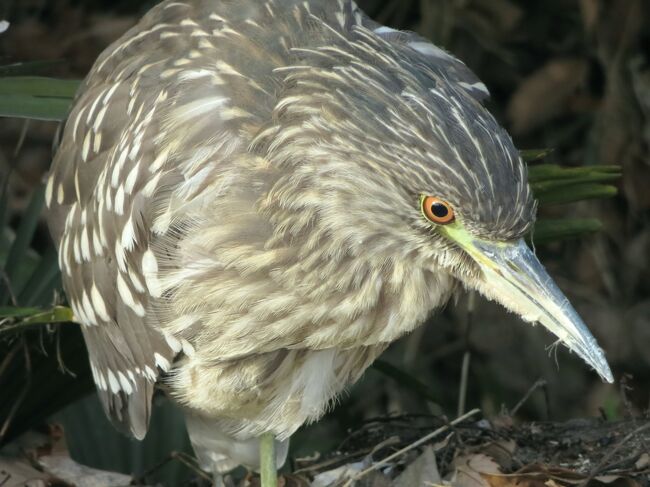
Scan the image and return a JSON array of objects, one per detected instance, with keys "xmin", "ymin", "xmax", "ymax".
[
  {"xmin": 259, "ymin": 432, "xmax": 278, "ymax": 487},
  {"xmin": 212, "ymin": 473, "xmax": 226, "ymax": 487}
]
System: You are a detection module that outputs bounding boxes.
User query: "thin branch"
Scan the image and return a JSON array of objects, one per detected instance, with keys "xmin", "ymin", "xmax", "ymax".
[
  {"xmin": 0, "ymin": 338, "xmax": 31, "ymax": 441},
  {"xmin": 579, "ymin": 422, "xmax": 650, "ymax": 486},
  {"xmin": 510, "ymin": 379, "xmax": 547, "ymax": 417},
  {"xmin": 457, "ymin": 291, "xmax": 475, "ymax": 416},
  {"xmin": 342, "ymin": 408, "xmax": 481, "ymax": 486},
  {"xmin": 134, "ymin": 450, "xmax": 212, "ymax": 484}
]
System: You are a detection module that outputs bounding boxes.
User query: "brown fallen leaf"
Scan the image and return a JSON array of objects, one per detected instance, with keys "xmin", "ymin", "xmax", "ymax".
[
  {"xmin": 480, "ymin": 472, "xmax": 548, "ymax": 487},
  {"xmin": 479, "ymin": 440, "xmax": 517, "ymax": 471},
  {"xmin": 0, "ymin": 455, "xmax": 54, "ymax": 487},
  {"xmin": 452, "ymin": 453, "xmax": 503, "ymax": 487},
  {"xmin": 38, "ymin": 455, "xmax": 133, "ymax": 487},
  {"xmin": 578, "ymin": 0, "xmax": 599, "ymax": 35},
  {"xmin": 506, "ymin": 58, "xmax": 588, "ymax": 135},
  {"xmin": 392, "ymin": 446, "xmax": 441, "ymax": 487},
  {"xmin": 475, "ymin": 463, "xmax": 643, "ymax": 487},
  {"xmin": 634, "ymin": 452, "xmax": 649, "ymax": 469},
  {"xmin": 516, "ymin": 464, "xmax": 584, "ymax": 483}
]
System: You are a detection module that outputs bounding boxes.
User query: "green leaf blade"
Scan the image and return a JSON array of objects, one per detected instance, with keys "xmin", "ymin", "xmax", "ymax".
[
  {"xmin": 0, "ymin": 94, "xmax": 73, "ymax": 121},
  {"xmin": 535, "ymin": 183, "xmax": 618, "ymax": 206},
  {"xmin": 2, "ymin": 187, "xmax": 45, "ymax": 304},
  {"xmin": 0, "ymin": 77, "xmax": 80, "ymax": 98},
  {"xmin": 0, "ymin": 77, "xmax": 80, "ymax": 121},
  {"xmin": 520, "ymin": 148, "xmax": 554, "ymax": 162},
  {"xmin": 531, "ymin": 218, "xmax": 603, "ymax": 244},
  {"xmin": 528, "ymin": 164, "xmax": 621, "ymax": 183}
]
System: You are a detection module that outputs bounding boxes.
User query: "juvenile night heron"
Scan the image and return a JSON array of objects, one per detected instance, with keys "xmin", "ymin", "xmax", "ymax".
[{"xmin": 45, "ymin": 0, "xmax": 613, "ymax": 483}]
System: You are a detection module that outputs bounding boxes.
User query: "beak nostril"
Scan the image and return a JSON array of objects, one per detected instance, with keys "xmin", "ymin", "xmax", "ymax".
[{"xmin": 506, "ymin": 260, "xmax": 519, "ymax": 273}]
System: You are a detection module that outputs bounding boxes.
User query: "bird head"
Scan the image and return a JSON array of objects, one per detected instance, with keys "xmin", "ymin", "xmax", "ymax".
[{"xmin": 262, "ymin": 28, "xmax": 612, "ymax": 382}]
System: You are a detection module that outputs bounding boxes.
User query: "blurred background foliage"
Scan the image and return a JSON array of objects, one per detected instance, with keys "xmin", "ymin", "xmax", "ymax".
[{"xmin": 0, "ymin": 0, "xmax": 648, "ymax": 484}]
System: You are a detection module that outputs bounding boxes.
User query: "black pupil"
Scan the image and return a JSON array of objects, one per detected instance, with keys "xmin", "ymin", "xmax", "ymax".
[{"xmin": 430, "ymin": 203, "xmax": 449, "ymax": 218}]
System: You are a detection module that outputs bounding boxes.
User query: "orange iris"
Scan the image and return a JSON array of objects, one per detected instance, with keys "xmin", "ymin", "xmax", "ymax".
[{"xmin": 422, "ymin": 196, "xmax": 455, "ymax": 224}]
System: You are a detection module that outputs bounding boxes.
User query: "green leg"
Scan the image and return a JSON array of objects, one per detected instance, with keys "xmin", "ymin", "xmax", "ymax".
[
  {"xmin": 212, "ymin": 473, "xmax": 225, "ymax": 487},
  {"xmin": 259, "ymin": 432, "xmax": 278, "ymax": 487}
]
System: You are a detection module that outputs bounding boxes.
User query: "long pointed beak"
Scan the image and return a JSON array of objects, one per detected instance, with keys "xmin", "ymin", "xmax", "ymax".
[{"xmin": 442, "ymin": 225, "xmax": 613, "ymax": 383}]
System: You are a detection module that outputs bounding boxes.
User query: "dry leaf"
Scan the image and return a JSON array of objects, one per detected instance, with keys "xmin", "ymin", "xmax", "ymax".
[
  {"xmin": 480, "ymin": 440, "xmax": 517, "ymax": 471},
  {"xmin": 452, "ymin": 454, "xmax": 502, "ymax": 487},
  {"xmin": 507, "ymin": 58, "xmax": 588, "ymax": 135},
  {"xmin": 0, "ymin": 455, "xmax": 52, "ymax": 487},
  {"xmin": 634, "ymin": 452, "xmax": 649, "ymax": 469},
  {"xmin": 392, "ymin": 446, "xmax": 441, "ymax": 487},
  {"xmin": 476, "ymin": 463, "xmax": 644, "ymax": 487},
  {"xmin": 311, "ymin": 461, "xmax": 365, "ymax": 487},
  {"xmin": 578, "ymin": 0, "xmax": 599, "ymax": 34},
  {"xmin": 38, "ymin": 455, "xmax": 133, "ymax": 487},
  {"xmin": 470, "ymin": 0, "xmax": 523, "ymax": 34},
  {"xmin": 482, "ymin": 473, "xmax": 549, "ymax": 487}
]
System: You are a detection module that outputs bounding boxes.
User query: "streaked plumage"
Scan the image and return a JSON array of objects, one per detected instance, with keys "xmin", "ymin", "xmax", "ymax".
[{"xmin": 45, "ymin": 0, "xmax": 609, "ymax": 475}]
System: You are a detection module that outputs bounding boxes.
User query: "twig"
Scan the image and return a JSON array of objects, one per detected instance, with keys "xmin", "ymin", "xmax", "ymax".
[
  {"xmin": 55, "ymin": 328, "xmax": 75, "ymax": 377},
  {"xmin": 0, "ymin": 340, "xmax": 20, "ymax": 378},
  {"xmin": 618, "ymin": 375, "xmax": 649, "ymax": 453},
  {"xmin": 457, "ymin": 292, "xmax": 475, "ymax": 417},
  {"xmin": 134, "ymin": 450, "xmax": 212, "ymax": 483},
  {"xmin": 341, "ymin": 408, "xmax": 481, "ymax": 487},
  {"xmin": 596, "ymin": 447, "xmax": 645, "ymax": 473},
  {"xmin": 0, "ymin": 471, "xmax": 10, "ymax": 487},
  {"xmin": 12, "ymin": 119, "xmax": 29, "ymax": 157},
  {"xmin": 293, "ymin": 448, "xmax": 374, "ymax": 475},
  {"xmin": 542, "ymin": 380, "xmax": 551, "ymax": 419},
  {"xmin": 457, "ymin": 351, "xmax": 470, "ymax": 417},
  {"xmin": 510, "ymin": 378, "xmax": 547, "ymax": 417},
  {"xmin": 0, "ymin": 338, "xmax": 31, "ymax": 441},
  {"xmin": 579, "ymin": 421, "xmax": 650, "ymax": 487},
  {"xmin": 430, "ymin": 339, "xmax": 464, "ymax": 362},
  {"xmin": 368, "ymin": 435, "xmax": 401, "ymax": 457},
  {"xmin": 0, "ymin": 269, "xmax": 18, "ymax": 306},
  {"xmin": 619, "ymin": 374, "xmax": 634, "ymax": 419}
]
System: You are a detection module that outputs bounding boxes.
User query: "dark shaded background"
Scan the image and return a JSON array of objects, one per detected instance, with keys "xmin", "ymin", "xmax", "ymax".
[{"xmin": 0, "ymin": 0, "xmax": 648, "ymax": 483}]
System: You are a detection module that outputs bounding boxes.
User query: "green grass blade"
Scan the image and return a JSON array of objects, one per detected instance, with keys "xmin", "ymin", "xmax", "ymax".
[
  {"xmin": 0, "ymin": 77, "xmax": 80, "ymax": 98},
  {"xmin": 0, "ymin": 77, "xmax": 80, "ymax": 120},
  {"xmin": 535, "ymin": 183, "xmax": 618, "ymax": 205},
  {"xmin": 531, "ymin": 218, "xmax": 603, "ymax": 244},
  {"xmin": 0, "ymin": 324, "xmax": 92, "ymax": 445},
  {"xmin": 528, "ymin": 164, "xmax": 621, "ymax": 183},
  {"xmin": 30, "ymin": 273, "xmax": 62, "ymax": 309},
  {"xmin": 525, "ymin": 161, "xmax": 620, "ymax": 241},
  {"xmin": 22, "ymin": 305, "xmax": 73, "ymax": 324},
  {"xmin": 0, "ymin": 94, "xmax": 73, "ymax": 121},
  {"xmin": 0, "ymin": 176, "xmax": 10, "ymax": 254},
  {"xmin": 0, "ymin": 305, "xmax": 73, "ymax": 336},
  {"xmin": 17, "ymin": 244, "xmax": 60, "ymax": 306},
  {"xmin": 0, "ymin": 306, "xmax": 42, "ymax": 318},
  {"xmin": 520, "ymin": 148, "xmax": 554, "ymax": 162},
  {"xmin": 1, "ymin": 186, "xmax": 45, "ymax": 304},
  {"xmin": 531, "ymin": 173, "xmax": 621, "ymax": 193},
  {"xmin": 0, "ymin": 61, "xmax": 66, "ymax": 76}
]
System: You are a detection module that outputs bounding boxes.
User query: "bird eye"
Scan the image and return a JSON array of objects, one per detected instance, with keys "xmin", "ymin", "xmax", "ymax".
[{"xmin": 422, "ymin": 196, "xmax": 455, "ymax": 225}]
